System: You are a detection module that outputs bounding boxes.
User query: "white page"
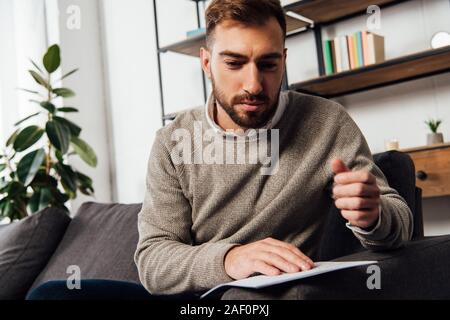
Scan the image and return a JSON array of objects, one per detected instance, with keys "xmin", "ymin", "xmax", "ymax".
[{"xmin": 201, "ymin": 260, "xmax": 377, "ymax": 299}]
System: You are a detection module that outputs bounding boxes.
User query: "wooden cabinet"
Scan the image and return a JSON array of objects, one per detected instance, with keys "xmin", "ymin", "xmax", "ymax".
[{"xmin": 401, "ymin": 143, "xmax": 450, "ymax": 198}]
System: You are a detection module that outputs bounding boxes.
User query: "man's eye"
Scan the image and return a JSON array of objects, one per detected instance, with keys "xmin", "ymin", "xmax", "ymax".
[
  {"xmin": 259, "ymin": 63, "xmax": 278, "ymax": 70},
  {"xmin": 225, "ymin": 61, "xmax": 243, "ymax": 68}
]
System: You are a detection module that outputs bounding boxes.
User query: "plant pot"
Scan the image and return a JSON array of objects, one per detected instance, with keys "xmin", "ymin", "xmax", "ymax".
[{"xmin": 426, "ymin": 132, "xmax": 444, "ymax": 145}]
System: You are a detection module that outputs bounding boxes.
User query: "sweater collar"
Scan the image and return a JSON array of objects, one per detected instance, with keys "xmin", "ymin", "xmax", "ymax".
[{"xmin": 205, "ymin": 91, "xmax": 288, "ymax": 138}]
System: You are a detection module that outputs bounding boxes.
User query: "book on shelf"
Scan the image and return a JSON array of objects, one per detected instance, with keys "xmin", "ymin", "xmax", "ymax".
[
  {"xmin": 334, "ymin": 36, "xmax": 343, "ymax": 73},
  {"xmin": 339, "ymin": 35, "xmax": 350, "ymax": 72},
  {"xmin": 366, "ymin": 32, "xmax": 385, "ymax": 65},
  {"xmin": 323, "ymin": 31, "xmax": 385, "ymax": 76},
  {"xmin": 356, "ymin": 32, "xmax": 364, "ymax": 67},
  {"xmin": 322, "ymin": 40, "xmax": 334, "ymax": 75}
]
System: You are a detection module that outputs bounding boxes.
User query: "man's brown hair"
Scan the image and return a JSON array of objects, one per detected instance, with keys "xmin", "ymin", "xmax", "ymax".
[{"xmin": 205, "ymin": 0, "xmax": 287, "ymax": 48}]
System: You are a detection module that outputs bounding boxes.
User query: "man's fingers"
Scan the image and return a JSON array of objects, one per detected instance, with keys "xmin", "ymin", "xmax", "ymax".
[
  {"xmin": 334, "ymin": 170, "xmax": 376, "ymax": 185},
  {"xmin": 259, "ymin": 243, "xmax": 312, "ymax": 271},
  {"xmin": 253, "ymin": 260, "xmax": 281, "ymax": 277},
  {"xmin": 335, "ymin": 197, "xmax": 380, "ymax": 211},
  {"xmin": 262, "ymin": 238, "xmax": 314, "ymax": 267},
  {"xmin": 333, "ymin": 183, "xmax": 380, "ymax": 198},
  {"xmin": 256, "ymin": 251, "xmax": 301, "ymax": 273},
  {"xmin": 331, "ymin": 159, "xmax": 349, "ymax": 175}
]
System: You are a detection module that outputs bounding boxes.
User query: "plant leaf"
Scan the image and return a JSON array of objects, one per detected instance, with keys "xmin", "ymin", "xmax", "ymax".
[
  {"xmin": 55, "ymin": 149, "xmax": 64, "ymax": 163},
  {"xmin": 18, "ymin": 88, "xmax": 39, "ymax": 95},
  {"xmin": 0, "ymin": 163, "xmax": 6, "ymax": 172},
  {"xmin": 46, "ymin": 120, "xmax": 70, "ymax": 154},
  {"xmin": 1, "ymin": 200, "xmax": 12, "ymax": 218},
  {"xmin": 76, "ymin": 171, "xmax": 94, "ymax": 195},
  {"xmin": 38, "ymin": 188, "xmax": 53, "ymax": 210},
  {"xmin": 71, "ymin": 136, "xmax": 98, "ymax": 167},
  {"xmin": 0, "ymin": 199, "xmax": 7, "ymax": 218},
  {"xmin": 0, "ymin": 180, "xmax": 9, "ymax": 193},
  {"xmin": 6, "ymin": 129, "xmax": 20, "ymax": 147},
  {"xmin": 53, "ymin": 88, "xmax": 75, "ymax": 98},
  {"xmin": 29, "ymin": 58, "xmax": 44, "ymax": 74},
  {"xmin": 29, "ymin": 70, "xmax": 50, "ymax": 89},
  {"xmin": 28, "ymin": 190, "xmax": 40, "ymax": 213},
  {"xmin": 57, "ymin": 107, "xmax": 79, "ymax": 113},
  {"xmin": 29, "ymin": 188, "xmax": 53, "ymax": 213},
  {"xmin": 14, "ymin": 112, "xmax": 41, "ymax": 126},
  {"xmin": 13, "ymin": 126, "xmax": 44, "ymax": 152},
  {"xmin": 54, "ymin": 162, "xmax": 77, "ymax": 195},
  {"xmin": 17, "ymin": 149, "xmax": 46, "ymax": 186},
  {"xmin": 43, "ymin": 44, "xmax": 61, "ymax": 74},
  {"xmin": 40, "ymin": 101, "xmax": 56, "ymax": 113},
  {"xmin": 52, "ymin": 187, "xmax": 70, "ymax": 204},
  {"xmin": 4, "ymin": 181, "xmax": 26, "ymax": 198},
  {"xmin": 54, "ymin": 116, "xmax": 81, "ymax": 137},
  {"xmin": 58, "ymin": 68, "xmax": 78, "ymax": 81},
  {"xmin": 29, "ymin": 169, "xmax": 58, "ymax": 188}
]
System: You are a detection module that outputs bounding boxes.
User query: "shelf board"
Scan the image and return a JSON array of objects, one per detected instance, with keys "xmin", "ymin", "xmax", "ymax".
[
  {"xmin": 290, "ymin": 46, "xmax": 450, "ymax": 98},
  {"xmin": 160, "ymin": 33, "xmax": 206, "ymax": 57},
  {"xmin": 283, "ymin": 0, "xmax": 406, "ymax": 26},
  {"xmin": 162, "ymin": 112, "xmax": 178, "ymax": 121},
  {"xmin": 159, "ymin": 0, "xmax": 409, "ymax": 57}
]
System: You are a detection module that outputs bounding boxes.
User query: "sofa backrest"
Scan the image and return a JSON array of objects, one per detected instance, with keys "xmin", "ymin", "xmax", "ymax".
[
  {"xmin": 0, "ymin": 208, "xmax": 70, "ymax": 300},
  {"xmin": 29, "ymin": 202, "xmax": 142, "ymax": 294}
]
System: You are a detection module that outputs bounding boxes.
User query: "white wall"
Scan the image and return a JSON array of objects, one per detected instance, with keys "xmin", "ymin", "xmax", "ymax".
[
  {"xmin": 99, "ymin": 0, "xmax": 163, "ymax": 203},
  {"xmin": 53, "ymin": 0, "xmax": 113, "ymax": 213},
  {"xmin": 0, "ymin": 0, "xmax": 48, "ymax": 144}
]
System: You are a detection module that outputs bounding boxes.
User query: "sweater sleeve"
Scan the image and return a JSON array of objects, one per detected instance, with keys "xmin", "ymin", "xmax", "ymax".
[
  {"xmin": 329, "ymin": 105, "xmax": 413, "ymax": 250},
  {"xmin": 134, "ymin": 133, "xmax": 238, "ymax": 295}
]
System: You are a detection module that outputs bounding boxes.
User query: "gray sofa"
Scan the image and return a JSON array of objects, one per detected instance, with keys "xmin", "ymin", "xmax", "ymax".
[
  {"xmin": 2, "ymin": 201, "xmax": 450, "ymax": 300},
  {"xmin": 0, "ymin": 151, "xmax": 449, "ymax": 300}
]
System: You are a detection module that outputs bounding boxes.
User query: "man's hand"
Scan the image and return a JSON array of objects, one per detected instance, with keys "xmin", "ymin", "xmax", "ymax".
[
  {"xmin": 331, "ymin": 159, "xmax": 381, "ymax": 229},
  {"xmin": 224, "ymin": 237, "xmax": 314, "ymax": 280}
]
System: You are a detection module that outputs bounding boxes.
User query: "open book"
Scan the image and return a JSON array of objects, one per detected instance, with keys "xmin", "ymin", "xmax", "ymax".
[{"xmin": 201, "ymin": 260, "xmax": 377, "ymax": 299}]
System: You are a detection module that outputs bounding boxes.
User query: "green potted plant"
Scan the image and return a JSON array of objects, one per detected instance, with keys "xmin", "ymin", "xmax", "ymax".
[
  {"xmin": 425, "ymin": 119, "xmax": 444, "ymax": 145},
  {"xmin": 0, "ymin": 44, "xmax": 97, "ymax": 222}
]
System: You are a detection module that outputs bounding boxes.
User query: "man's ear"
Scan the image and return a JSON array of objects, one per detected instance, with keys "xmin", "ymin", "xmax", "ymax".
[{"xmin": 200, "ymin": 47, "xmax": 212, "ymax": 79}]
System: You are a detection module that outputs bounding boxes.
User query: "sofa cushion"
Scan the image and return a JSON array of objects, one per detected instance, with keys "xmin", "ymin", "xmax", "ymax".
[
  {"xmin": 29, "ymin": 202, "xmax": 142, "ymax": 293},
  {"xmin": 0, "ymin": 208, "xmax": 71, "ymax": 300}
]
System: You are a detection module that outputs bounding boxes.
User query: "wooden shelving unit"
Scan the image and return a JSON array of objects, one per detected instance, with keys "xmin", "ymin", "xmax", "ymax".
[
  {"xmin": 290, "ymin": 46, "xmax": 450, "ymax": 98},
  {"xmin": 156, "ymin": 0, "xmax": 450, "ymax": 124},
  {"xmin": 159, "ymin": 0, "xmax": 407, "ymax": 58}
]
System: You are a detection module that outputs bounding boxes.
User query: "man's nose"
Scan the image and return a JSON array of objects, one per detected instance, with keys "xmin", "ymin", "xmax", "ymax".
[{"xmin": 242, "ymin": 64, "xmax": 263, "ymax": 96}]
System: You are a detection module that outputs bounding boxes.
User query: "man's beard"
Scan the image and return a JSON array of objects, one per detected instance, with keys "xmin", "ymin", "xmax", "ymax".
[{"xmin": 211, "ymin": 75, "xmax": 280, "ymax": 129}]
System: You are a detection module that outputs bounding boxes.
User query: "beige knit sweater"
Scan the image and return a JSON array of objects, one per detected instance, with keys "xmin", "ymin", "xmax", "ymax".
[{"xmin": 134, "ymin": 91, "xmax": 412, "ymax": 295}]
